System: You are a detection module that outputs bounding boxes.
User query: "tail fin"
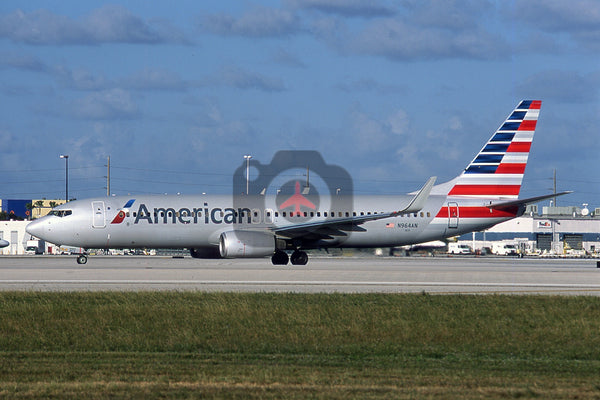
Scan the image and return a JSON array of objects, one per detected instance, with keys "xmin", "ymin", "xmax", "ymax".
[{"xmin": 444, "ymin": 100, "xmax": 541, "ymax": 199}]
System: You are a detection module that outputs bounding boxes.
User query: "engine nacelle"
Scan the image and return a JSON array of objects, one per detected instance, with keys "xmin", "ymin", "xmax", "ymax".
[
  {"xmin": 219, "ymin": 230, "xmax": 276, "ymax": 258},
  {"xmin": 190, "ymin": 246, "xmax": 222, "ymax": 259}
]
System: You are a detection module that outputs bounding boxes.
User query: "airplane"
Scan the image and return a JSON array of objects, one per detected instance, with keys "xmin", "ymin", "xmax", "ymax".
[
  {"xmin": 26, "ymin": 100, "xmax": 570, "ymax": 265},
  {"xmin": 0, "ymin": 239, "xmax": 8, "ymax": 248}
]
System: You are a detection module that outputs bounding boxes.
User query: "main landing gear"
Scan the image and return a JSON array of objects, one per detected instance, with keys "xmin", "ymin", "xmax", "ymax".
[
  {"xmin": 271, "ymin": 250, "xmax": 308, "ymax": 266},
  {"xmin": 76, "ymin": 254, "xmax": 88, "ymax": 264}
]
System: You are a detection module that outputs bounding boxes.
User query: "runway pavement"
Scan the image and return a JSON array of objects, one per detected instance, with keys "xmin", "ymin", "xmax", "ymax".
[{"xmin": 0, "ymin": 255, "xmax": 599, "ymax": 295}]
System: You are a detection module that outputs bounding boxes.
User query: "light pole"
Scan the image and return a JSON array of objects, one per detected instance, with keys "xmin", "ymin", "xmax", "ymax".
[
  {"xmin": 59, "ymin": 155, "xmax": 69, "ymax": 202},
  {"xmin": 243, "ymin": 155, "xmax": 252, "ymax": 195}
]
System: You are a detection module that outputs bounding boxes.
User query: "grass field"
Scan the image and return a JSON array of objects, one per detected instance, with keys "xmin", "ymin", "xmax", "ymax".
[{"xmin": 1, "ymin": 292, "xmax": 599, "ymax": 399}]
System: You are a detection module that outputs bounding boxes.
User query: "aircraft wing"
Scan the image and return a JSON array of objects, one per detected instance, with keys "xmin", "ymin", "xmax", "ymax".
[
  {"xmin": 272, "ymin": 177, "xmax": 436, "ymax": 239},
  {"xmin": 485, "ymin": 191, "xmax": 572, "ymax": 211}
]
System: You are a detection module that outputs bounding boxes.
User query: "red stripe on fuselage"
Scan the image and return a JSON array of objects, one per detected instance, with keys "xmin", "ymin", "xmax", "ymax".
[
  {"xmin": 448, "ymin": 185, "xmax": 521, "ymax": 196},
  {"xmin": 435, "ymin": 206, "xmax": 519, "ymax": 219}
]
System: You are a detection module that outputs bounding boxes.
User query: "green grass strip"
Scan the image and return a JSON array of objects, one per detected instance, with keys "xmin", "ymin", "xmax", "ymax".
[{"xmin": 1, "ymin": 292, "xmax": 599, "ymax": 399}]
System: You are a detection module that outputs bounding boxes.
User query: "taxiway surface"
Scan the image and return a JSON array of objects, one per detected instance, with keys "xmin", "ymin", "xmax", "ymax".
[{"xmin": 1, "ymin": 255, "xmax": 599, "ymax": 294}]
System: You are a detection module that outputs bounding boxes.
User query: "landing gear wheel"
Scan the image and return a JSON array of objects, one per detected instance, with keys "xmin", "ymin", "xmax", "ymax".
[
  {"xmin": 76, "ymin": 255, "xmax": 88, "ymax": 265},
  {"xmin": 290, "ymin": 250, "xmax": 308, "ymax": 265},
  {"xmin": 271, "ymin": 250, "xmax": 289, "ymax": 265}
]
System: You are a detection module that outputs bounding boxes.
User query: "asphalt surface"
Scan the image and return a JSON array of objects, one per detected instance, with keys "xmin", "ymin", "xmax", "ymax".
[{"xmin": 0, "ymin": 255, "xmax": 599, "ymax": 294}]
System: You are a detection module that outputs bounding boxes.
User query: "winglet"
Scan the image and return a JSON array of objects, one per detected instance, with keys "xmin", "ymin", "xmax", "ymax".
[{"xmin": 394, "ymin": 176, "xmax": 437, "ymax": 215}]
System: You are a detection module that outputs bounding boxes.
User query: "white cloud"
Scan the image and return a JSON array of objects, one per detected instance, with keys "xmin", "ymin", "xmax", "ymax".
[
  {"xmin": 0, "ymin": 51, "xmax": 49, "ymax": 72},
  {"xmin": 350, "ymin": 106, "xmax": 411, "ymax": 152},
  {"xmin": 351, "ymin": 18, "xmax": 506, "ymax": 61},
  {"xmin": 0, "ymin": 6, "xmax": 189, "ymax": 45},
  {"xmin": 213, "ymin": 66, "xmax": 286, "ymax": 92},
  {"xmin": 508, "ymin": 0, "xmax": 600, "ymax": 52},
  {"xmin": 517, "ymin": 70, "xmax": 598, "ymax": 104},
  {"xmin": 286, "ymin": 0, "xmax": 395, "ymax": 17},
  {"xmin": 200, "ymin": 6, "xmax": 302, "ymax": 37},
  {"xmin": 72, "ymin": 89, "xmax": 139, "ymax": 120},
  {"xmin": 119, "ymin": 68, "xmax": 191, "ymax": 92}
]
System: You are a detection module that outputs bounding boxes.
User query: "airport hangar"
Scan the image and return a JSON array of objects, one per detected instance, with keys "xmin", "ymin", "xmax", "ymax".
[{"xmin": 2, "ymin": 199, "xmax": 599, "ymax": 256}]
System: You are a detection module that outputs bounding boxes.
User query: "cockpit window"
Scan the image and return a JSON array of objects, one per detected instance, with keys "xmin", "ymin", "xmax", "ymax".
[{"xmin": 49, "ymin": 210, "xmax": 72, "ymax": 217}]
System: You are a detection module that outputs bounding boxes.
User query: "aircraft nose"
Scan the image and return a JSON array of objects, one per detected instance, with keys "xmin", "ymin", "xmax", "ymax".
[{"xmin": 26, "ymin": 219, "xmax": 45, "ymax": 238}]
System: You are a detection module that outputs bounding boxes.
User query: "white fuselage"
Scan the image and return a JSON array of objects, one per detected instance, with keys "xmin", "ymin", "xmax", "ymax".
[{"xmin": 25, "ymin": 193, "xmax": 513, "ymax": 250}]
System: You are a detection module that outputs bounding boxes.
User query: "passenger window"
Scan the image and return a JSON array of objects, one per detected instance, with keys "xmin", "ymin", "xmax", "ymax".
[{"xmin": 251, "ymin": 209, "xmax": 261, "ymax": 224}]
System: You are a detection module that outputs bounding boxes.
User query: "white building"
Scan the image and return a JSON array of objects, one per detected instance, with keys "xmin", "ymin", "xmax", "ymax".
[
  {"xmin": 458, "ymin": 205, "xmax": 600, "ymax": 255},
  {"xmin": 0, "ymin": 221, "xmax": 31, "ymax": 255}
]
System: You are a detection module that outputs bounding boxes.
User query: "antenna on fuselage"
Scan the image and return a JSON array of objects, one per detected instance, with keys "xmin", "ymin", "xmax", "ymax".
[{"xmin": 302, "ymin": 166, "xmax": 310, "ymax": 195}]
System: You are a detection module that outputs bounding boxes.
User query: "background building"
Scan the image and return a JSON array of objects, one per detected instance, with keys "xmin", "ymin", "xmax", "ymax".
[
  {"xmin": 0, "ymin": 199, "xmax": 66, "ymax": 220},
  {"xmin": 0, "ymin": 221, "xmax": 30, "ymax": 255},
  {"xmin": 458, "ymin": 205, "xmax": 600, "ymax": 255}
]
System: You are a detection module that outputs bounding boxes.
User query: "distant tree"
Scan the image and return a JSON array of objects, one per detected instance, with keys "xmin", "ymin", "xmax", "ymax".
[
  {"xmin": 49, "ymin": 201, "xmax": 57, "ymax": 209},
  {"xmin": 26, "ymin": 203, "xmax": 34, "ymax": 220},
  {"xmin": 0, "ymin": 211, "xmax": 23, "ymax": 221},
  {"xmin": 33, "ymin": 200, "xmax": 45, "ymax": 219}
]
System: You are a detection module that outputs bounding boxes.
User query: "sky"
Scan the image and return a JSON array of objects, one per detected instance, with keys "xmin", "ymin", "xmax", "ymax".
[{"xmin": 1, "ymin": 0, "xmax": 598, "ymax": 209}]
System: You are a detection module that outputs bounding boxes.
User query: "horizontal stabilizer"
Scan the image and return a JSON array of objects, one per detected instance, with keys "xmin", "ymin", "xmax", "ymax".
[{"xmin": 486, "ymin": 191, "xmax": 572, "ymax": 211}]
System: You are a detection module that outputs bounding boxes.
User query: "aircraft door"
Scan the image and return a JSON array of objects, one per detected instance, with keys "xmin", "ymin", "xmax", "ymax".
[
  {"xmin": 92, "ymin": 201, "xmax": 106, "ymax": 228},
  {"xmin": 448, "ymin": 202, "xmax": 459, "ymax": 229}
]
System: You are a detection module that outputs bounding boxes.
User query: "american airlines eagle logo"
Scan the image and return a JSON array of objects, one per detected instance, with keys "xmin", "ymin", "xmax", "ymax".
[{"xmin": 111, "ymin": 199, "xmax": 135, "ymax": 224}]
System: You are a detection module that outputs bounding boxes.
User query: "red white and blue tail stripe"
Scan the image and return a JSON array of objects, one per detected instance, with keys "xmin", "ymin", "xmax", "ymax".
[{"xmin": 447, "ymin": 100, "xmax": 541, "ymax": 199}]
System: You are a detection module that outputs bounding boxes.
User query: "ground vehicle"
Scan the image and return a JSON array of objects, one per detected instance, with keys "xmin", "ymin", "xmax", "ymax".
[
  {"xmin": 25, "ymin": 239, "xmax": 44, "ymax": 255},
  {"xmin": 492, "ymin": 242, "xmax": 518, "ymax": 256},
  {"xmin": 447, "ymin": 243, "xmax": 472, "ymax": 255}
]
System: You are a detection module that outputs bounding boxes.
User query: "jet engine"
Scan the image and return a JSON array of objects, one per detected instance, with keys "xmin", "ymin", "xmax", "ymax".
[{"xmin": 219, "ymin": 230, "xmax": 276, "ymax": 258}]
